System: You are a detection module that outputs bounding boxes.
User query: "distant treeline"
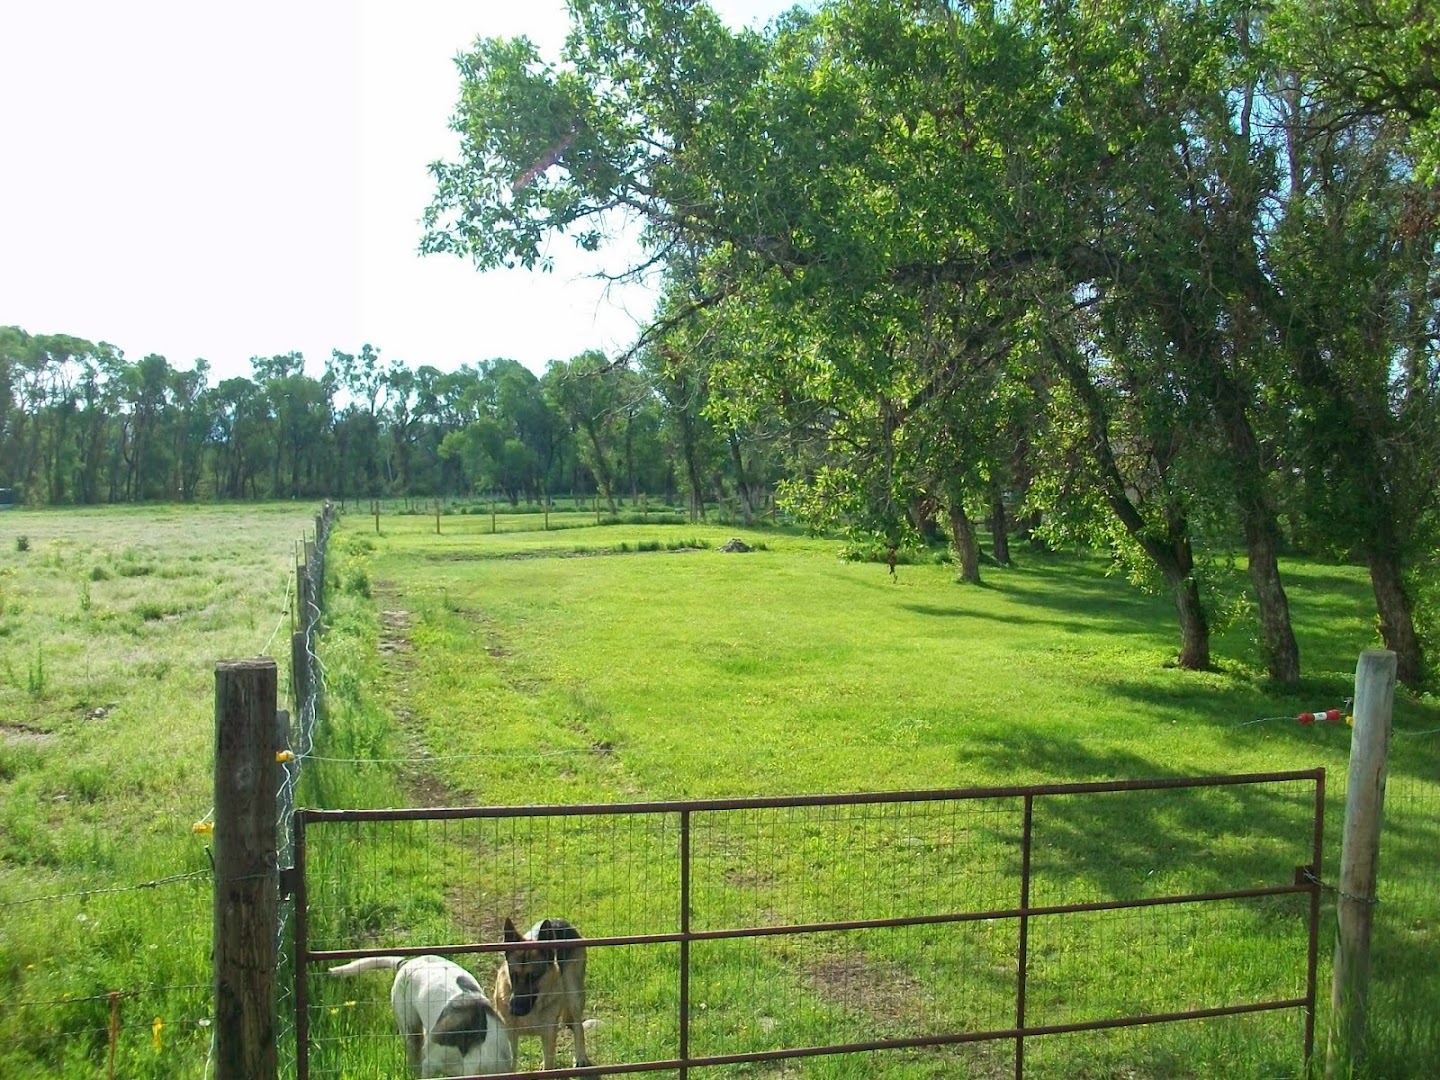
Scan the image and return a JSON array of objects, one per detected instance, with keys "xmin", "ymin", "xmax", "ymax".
[{"xmin": 0, "ymin": 330, "xmax": 780, "ymax": 519}]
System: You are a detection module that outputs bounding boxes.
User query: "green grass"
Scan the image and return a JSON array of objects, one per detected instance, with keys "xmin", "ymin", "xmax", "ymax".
[
  {"xmin": 0, "ymin": 503, "xmax": 320, "ymax": 1079},
  {"xmin": 302, "ymin": 510, "xmax": 1440, "ymax": 1079},
  {"xmin": 3, "ymin": 503, "xmax": 1437, "ymax": 1078}
]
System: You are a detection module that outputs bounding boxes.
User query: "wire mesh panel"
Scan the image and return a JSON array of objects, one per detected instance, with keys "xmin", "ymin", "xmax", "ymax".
[
  {"xmin": 1352, "ymin": 769, "xmax": 1440, "ymax": 1075},
  {"xmin": 294, "ymin": 773, "xmax": 1323, "ymax": 1079}
]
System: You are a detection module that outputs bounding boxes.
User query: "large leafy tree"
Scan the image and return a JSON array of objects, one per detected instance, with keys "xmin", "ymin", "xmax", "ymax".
[{"xmin": 421, "ymin": 0, "xmax": 1438, "ymax": 682}]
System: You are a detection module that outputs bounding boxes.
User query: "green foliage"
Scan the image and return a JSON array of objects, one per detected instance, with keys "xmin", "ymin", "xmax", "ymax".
[
  {"xmin": 15, "ymin": 535, "xmax": 28, "ymax": 552},
  {"xmin": 343, "ymin": 561, "xmax": 372, "ymax": 598},
  {"xmin": 25, "ymin": 645, "xmax": 45, "ymax": 698}
]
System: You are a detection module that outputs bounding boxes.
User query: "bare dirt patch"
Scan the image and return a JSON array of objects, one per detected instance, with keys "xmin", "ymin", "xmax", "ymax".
[
  {"xmin": 1, "ymin": 722, "xmax": 56, "ymax": 749},
  {"xmin": 803, "ymin": 951, "xmax": 1011, "ymax": 1078},
  {"xmin": 806, "ymin": 953, "xmax": 926, "ymax": 1030}
]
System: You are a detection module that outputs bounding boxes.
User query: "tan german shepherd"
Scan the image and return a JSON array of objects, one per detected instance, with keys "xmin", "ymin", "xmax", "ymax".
[{"xmin": 493, "ymin": 917, "xmax": 592, "ymax": 1070}]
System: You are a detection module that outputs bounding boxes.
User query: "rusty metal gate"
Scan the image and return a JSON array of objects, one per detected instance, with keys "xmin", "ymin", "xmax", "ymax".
[{"xmin": 292, "ymin": 769, "xmax": 1326, "ymax": 1078}]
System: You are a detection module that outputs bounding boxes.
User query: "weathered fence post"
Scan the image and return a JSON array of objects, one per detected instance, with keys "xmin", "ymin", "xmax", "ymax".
[
  {"xmin": 1326, "ymin": 648, "xmax": 1397, "ymax": 1079},
  {"xmin": 214, "ymin": 657, "xmax": 279, "ymax": 1080},
  {"xmin": 291, "ymin": 630, "xmax": 310, "ymax": 711},
  {"xmin": 296, "ymin": 562, "xmax": 311, "ymax": 638},
  {"xmin": 302, "ymin": 541, "xmax": 317, "ymax": 627}
]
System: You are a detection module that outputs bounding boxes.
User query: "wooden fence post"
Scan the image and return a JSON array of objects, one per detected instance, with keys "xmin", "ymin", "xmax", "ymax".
[
  {"xmin": 291, "ymin": 630, "xmax": 310, "ymax": 711},
  {"xmin": 1326, "ymin": 648, "xmax": 1397, "ymax": 1079},
  {"xmin": 214, "ymin": 658, "xmax": 279, "ymax": 1080}
]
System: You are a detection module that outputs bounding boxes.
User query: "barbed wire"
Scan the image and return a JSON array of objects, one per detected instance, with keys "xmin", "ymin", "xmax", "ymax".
[
  {"xmin": 0, "ymin": 870, "xmax": 210, "ymax": 909},
  {"xmin": 10, "ymin": 984, "xmax": 210, "ymax": 1008}
]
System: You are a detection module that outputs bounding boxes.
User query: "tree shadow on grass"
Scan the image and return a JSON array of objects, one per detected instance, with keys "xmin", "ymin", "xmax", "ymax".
[{"xmin": 963, "ymin": 733, "xmax": 1324, "ymax": 905}]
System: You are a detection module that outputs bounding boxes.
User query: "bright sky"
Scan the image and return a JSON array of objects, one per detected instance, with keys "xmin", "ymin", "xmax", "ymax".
[{"xmin": 0, "ymin": 1, "xmax": 798, "ymax": 383}]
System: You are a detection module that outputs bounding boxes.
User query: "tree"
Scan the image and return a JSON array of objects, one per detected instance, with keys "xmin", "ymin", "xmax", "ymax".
[
  {"xmin": 544, "ymin": 352, "xmax": 626, "ymax": 512},
  {"xmin": 1274, "ymin": 0, "xmax": 1440, "ymax": 179}
]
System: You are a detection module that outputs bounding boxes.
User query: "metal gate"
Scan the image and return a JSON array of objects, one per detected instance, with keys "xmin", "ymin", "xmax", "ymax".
[{"xmin": 292, "ymin": 769, "xmax": 1325, "ymax": 1078}]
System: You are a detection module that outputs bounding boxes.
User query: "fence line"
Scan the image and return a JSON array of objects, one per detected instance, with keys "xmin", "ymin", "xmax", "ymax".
[{"xmin": 272, "ymin": 502, "xmax": 334, "ymax": 1079}]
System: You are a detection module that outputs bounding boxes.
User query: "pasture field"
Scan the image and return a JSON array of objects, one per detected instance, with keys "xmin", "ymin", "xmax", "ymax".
[
  {"xmin": 1, "ymin": 501, "xmax": 1435, "ymax": 1078},
  {"xmin": 304, "ymin": 509, "xmax": 1440, "ymax": 1079},
  {"xmin": 0, "ymin": 503, "xmax": 319, "ymax": 1079}
]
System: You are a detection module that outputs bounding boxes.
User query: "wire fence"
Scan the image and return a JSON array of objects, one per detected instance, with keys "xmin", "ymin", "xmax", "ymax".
[
  {"xmin": 294, "ymin": 775, "xmax": 1326, "ymax": 1080},
  {"xmin": 1335, "ymin": 765, "xmax": 1440, "ymax": 1073},
  {"xmin": 0, "ymin": 506, "xmax": 334, "ymax": 1080},
  {"xmin": 275, "ymin": 504, "xmax": 334, "ymax": 1075}
]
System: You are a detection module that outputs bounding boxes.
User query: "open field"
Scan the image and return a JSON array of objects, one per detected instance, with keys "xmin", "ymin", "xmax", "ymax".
[
  {"xmin": 303, "ymin": 508, "xmax": 1440, "ymax": 1079},
  {"xmin": 1, "ymin": 502, "xmax": 1436, "ymax": 1078},
  {"xmin": 0, "ymin": 503, "xmax": 319, "ymax": 1079}
]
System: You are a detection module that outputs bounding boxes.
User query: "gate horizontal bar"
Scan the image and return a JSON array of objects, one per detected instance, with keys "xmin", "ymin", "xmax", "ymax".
[
  {"xmin": 465, "ymin": 998, "xmax": 1312, "ymax": 1079},
  {"xmin": 296, "ymin": 769, "xmax": 1324, "ymax": 825},
  {"xmin": 304, "ymin": 880, "xmax": 1317, "ymax": 963}
]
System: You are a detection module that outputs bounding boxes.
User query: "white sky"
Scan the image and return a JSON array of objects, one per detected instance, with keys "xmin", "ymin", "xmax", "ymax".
[{"xmin": 0, "ymin": 1, "xmax": 798, "ymax": 383}]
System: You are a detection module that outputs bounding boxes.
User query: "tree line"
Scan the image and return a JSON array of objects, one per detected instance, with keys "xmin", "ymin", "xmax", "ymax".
[
  {"xmin": 418, "ymin": 0, "xmax": 1438, "ymax": 687},
  {"xmin": 0, "ymin": 330, "xmax": 781, "ymax": 519}
]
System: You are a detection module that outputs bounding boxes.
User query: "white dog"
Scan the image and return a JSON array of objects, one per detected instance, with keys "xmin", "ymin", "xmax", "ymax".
[{"xmin": 328, "ymin": 954, "xmax": 513, "ymax": 1078}]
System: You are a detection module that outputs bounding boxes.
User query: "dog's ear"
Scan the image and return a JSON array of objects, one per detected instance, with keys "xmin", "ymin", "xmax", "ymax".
[{"xmin": 502, "ymin": 917, "xmax": 522, "ymax": 943}]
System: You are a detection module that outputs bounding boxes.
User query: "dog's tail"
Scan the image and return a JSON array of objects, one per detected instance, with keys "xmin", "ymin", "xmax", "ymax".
[{"xmin": 327, "ymin": 956, "xmax": 406, "ymax": 977}]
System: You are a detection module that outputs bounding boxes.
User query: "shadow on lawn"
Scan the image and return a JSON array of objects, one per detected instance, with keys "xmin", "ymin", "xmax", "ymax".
[{"xmin": 965, "ymin": 733, "xmax": 1323, "ymax": 904}]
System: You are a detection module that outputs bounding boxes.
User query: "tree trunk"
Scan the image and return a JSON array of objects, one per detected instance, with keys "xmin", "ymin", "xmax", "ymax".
[
  {"xmin": 681, "ymin": 422, "xmax": 705, "ymax": 523},
  {"xmin": 910, "ymin": 497, "xmax": 941, "ymax": 543},
  {"xmin": 1367, "ymin": 547, "xmax": 1424, "ymax": 685},
  {"xmin": 988, "ymin": 481, "xmax": 1011, "ymax": 567},
  {"xmin": 727, "ymin": 430, "xmax": 755, "ymax": 524},
  {"xmin": 1052, "ymin": 339, "xmax": 1211, "ymax": 670},
  {"xmin": 1244, "ymin": 516, "xmax": 1301, "ymax": 685},
  {"xmin": 1213, "ymin": 366, "xmax": 1301, "ymax": 684},
  {"xmin": 1172, "ymin": 570, "xmax": 1211, "ymax": 671},
  {"xmin": 948, "ymin": 501, "xmax": 982, "ymax": 584}
]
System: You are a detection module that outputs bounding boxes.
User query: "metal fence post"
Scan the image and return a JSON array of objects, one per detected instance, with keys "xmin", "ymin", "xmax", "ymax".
[{"xmin": 1326, "ymin": 649, "xmax": 1397, "ymax": 1078}]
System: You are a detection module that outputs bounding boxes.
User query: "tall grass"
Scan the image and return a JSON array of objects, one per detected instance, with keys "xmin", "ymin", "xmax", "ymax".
[{"xmin": 0, "ymin": 504, "xmax": 319, "ymax": 1079}]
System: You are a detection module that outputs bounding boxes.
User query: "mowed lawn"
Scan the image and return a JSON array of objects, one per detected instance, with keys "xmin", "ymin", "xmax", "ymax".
[
  {"xmin": 335, "ymin": 510, "xmax": 1432, "ymax": 804},
  {"xmin": 301, "ymin": 508, "xmax": 1440, "ymax": 1079}
]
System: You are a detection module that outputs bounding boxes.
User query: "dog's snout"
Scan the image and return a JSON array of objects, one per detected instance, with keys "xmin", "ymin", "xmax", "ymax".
[{"xmin": 510, "ymin": 994, "xmax": 534, "ymax": 1017}]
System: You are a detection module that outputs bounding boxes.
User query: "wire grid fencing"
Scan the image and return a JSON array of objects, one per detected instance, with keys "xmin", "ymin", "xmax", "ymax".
[
  {"xmin": 1328, "ymin": 732, "xmax": 1440, "ymax": 1075},
  {"xmin": 294, "ymin": 774, "xmax": 1323, "ymax": 1079},
  {"xmin": 0, "ymin": 873, "xmax": 216, "ymax": 1078},
  {"xmin": 276, "ymin": 502, "xmax": 335, "ymax": 1068}
]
